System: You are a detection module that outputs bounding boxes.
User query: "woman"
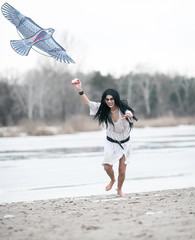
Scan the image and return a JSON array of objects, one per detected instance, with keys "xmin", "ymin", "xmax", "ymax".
[{"xmin": 73, "ymin": 80, "xmax": 137, "ymax": 197}]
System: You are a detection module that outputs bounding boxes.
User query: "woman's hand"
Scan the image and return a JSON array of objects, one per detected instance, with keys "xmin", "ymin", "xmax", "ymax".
[
  {"xmin": 121, "ymin": 112, "xmax": 133, "ymax": 120},
  {"xmin": 75, "ymin": 81, "xmax": 82, "ymax": 92},
  {"xmin": 72, "ymin": 78, "xmax": 82, "ymax": 92}
]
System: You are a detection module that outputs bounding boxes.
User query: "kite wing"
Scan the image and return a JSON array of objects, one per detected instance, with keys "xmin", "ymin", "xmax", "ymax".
[
  {"xmin": 1, "ymin": 2, "xmax": 42, "ymax": 38},
  {"xmin": 35, "ymin": 38, "xmax": 75, "ymax": 63}
]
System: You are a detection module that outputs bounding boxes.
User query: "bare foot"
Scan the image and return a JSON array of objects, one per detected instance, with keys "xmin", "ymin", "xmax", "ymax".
[
  {"xmin": 117, "ymin": 189, "xmax": 126, "ymax": 197},
  {"xmin": 105, "ymin": 180, "xmax": 116, "ymax": 191}
]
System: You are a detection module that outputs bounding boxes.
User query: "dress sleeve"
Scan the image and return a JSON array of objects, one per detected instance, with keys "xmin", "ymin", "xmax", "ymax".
[
  {"xmin": 89, "ymin": 101, "xmax": 101, "ymax": 115},
  {"xmin": 125, "ymin": 110, "xmax": 134, "ymax": 123}
]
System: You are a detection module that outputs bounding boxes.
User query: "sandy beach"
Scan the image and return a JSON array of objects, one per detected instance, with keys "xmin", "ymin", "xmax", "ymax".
[{"xmin": 0, "ymin": 188, "xmax": 194, "ymax": 240}]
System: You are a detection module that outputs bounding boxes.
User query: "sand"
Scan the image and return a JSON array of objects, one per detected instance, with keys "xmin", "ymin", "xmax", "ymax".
[{"xmin": 0, "ymin": 188, "xmax": 194, "ymax": 240}]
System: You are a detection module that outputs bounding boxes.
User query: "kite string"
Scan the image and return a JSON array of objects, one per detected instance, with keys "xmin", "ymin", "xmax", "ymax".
[{"xmin": 16, "ymin": 29, "xmax": 52, "ymax": 58}]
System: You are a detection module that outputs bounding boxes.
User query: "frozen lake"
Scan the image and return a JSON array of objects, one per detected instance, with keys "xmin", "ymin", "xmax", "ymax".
[{"xmin": 0, "ymin": 125, "xmax": 195, "ymax": 203}]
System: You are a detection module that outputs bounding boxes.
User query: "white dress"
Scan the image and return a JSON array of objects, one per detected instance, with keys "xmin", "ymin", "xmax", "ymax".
[{"xmin": 89, "ymin": 101, "xmax": 132, "ymax": 166}]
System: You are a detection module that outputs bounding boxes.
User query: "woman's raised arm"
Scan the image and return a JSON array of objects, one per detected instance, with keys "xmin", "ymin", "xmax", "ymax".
[{"xmin": 72, "ymin": 79, "xmax": 90, "ymax": 106}]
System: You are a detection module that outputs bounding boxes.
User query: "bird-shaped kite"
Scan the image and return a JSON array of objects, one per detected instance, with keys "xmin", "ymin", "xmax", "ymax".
[{"xmin": 1, "ymin": 2, "xmax": 75, "ymax": 63}]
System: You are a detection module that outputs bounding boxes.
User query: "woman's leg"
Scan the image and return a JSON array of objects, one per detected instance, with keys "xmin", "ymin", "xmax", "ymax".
[
  {"xmin": 104, "ymin": 164, "xmax": 116, "ymax": 191},
  {"xmin": 117, "ymin": 155, "xmax": 127, "ymax": 197}
]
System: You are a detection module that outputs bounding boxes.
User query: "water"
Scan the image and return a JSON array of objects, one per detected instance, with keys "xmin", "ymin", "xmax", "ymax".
[{"xmin": 0, "ymin": 125, "xmax": 195, "ymax": 203}]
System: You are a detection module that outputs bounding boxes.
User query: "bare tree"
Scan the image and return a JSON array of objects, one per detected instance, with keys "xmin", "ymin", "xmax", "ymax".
[{"xmin": 136, "ymin": 74, "xmax": 152, "ymax": 116}]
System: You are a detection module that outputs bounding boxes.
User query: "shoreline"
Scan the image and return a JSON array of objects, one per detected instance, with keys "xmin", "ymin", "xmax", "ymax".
[
  {"xmin": 0, "ymin": 116, "xmax": 195, "ymax": 137},
  {"xmin": 1, "ymin": 175, "xmax": 195, "ymax": 204},
  {"xmin": 0, "ymin": 187, "xmax": 194, "ymax": 240}
]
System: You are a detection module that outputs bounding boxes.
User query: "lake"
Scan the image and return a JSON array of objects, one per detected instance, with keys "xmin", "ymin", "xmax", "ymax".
[{"xmin": 0, "ymin": 125, "xmax": 195, "ymax": 203}]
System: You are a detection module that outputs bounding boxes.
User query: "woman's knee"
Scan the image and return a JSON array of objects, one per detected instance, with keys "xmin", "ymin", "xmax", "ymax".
[
  {"xmin": 104, "ymin": 164, "xmax": 112, "ymax": 172},
  {"xmin": 119, "ymin": 163, "xmax": 126, "ymax": 177},
  {"xmin": 119, "ymin": 168, "xmax": 126, "ymax": 178}
]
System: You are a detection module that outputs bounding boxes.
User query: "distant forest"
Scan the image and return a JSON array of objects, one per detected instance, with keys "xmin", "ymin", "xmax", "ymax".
[{"xmin": 0, "ymin": 64, "xmax": 195, "ymax": 126}]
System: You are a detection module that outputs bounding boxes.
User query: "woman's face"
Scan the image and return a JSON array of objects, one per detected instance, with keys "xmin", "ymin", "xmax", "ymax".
[{"xmin": 105, "ymin": 95, "xmax": 115, "ymax": 108}]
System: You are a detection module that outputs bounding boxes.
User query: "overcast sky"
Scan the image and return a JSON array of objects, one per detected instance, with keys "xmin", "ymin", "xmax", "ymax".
[{"xmin": 0, "ymin": 0, "xmax": 195, "ymax": 77}]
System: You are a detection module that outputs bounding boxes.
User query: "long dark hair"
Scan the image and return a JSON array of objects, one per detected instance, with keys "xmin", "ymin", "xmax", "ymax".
[{"xmin": 94, "ymin": 89, "xmax": 137, "ymax": 129}]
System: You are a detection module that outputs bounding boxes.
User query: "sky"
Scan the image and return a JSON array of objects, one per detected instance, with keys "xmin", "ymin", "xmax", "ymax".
[{"xmin": 0, "ymin": 0, "xmax": 195, "ymax": 78}]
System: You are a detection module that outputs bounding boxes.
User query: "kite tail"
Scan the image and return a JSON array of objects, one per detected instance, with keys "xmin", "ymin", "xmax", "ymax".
[{"xmin": 10, "ymin": 40, "xmax": 32, "ymax": 56}]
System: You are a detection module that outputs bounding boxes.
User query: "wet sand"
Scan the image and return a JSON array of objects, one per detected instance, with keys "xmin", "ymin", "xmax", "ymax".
[{"xmin": 0, "ymin": 188, "xmax": 194, "ymax": 240}]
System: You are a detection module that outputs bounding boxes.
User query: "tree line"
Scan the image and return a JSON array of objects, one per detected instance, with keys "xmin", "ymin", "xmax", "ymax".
[{"xmin": 0, "ymin": 65, "xmax": 195, "ymax": 126}]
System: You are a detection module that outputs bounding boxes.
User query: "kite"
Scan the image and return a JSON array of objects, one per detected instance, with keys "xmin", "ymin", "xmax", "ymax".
[{"xmin": 1, "ymin": 2, "xmax": 75, "ymax": 63}]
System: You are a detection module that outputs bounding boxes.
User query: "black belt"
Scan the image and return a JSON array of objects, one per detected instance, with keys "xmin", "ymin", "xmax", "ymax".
[{"xmin": 106, "ymin": 136, "xmax": 130, "ymax": 150}]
